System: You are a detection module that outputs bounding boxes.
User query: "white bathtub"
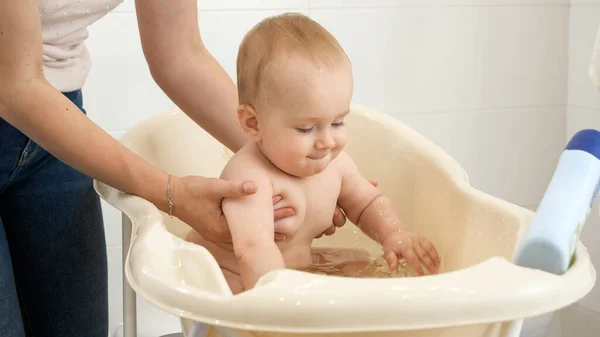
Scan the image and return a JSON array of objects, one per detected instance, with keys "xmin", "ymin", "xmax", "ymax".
[{"xmin": 94, "ymin": 103, "xmax": 596, "ymax": 337}]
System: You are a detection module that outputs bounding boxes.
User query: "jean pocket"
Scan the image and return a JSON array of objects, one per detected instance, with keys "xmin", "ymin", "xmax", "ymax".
[{"xmin": 17, "ymin": 139, "xmax": 41, "ymax": 167}]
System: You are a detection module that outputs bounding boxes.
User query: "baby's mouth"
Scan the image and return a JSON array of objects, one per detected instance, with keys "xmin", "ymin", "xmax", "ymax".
[{"xmin": 308, "ymin": 153, "xmax": 329, "ymax": 160}]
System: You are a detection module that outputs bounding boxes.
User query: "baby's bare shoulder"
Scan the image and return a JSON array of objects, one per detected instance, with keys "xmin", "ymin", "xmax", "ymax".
[
  {"xmin": 331, "ymin": 151, "xmax": 361, "ymax": 177},
  {"xmin": 220, "ymin": 144, "xmax": 272, "ymax": 181}
]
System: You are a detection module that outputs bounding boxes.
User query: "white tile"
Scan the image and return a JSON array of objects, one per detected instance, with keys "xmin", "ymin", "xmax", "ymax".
[
  {"xmin": 521, "ymin": 312, "xmax": 556, "ymax": 337},
  {"xmin": 85, "ymin": 13, "xmax": 176, "ymax": 132},
  {"xmin": 310, "ymin": 6, "xmax": 568, "ymax": 116},
  {"xmin": 545, "ymin": 312, "xmax": 562, "ymax": 337},
  {"xmin": 576, "ymin": 205, "xmax": 600, "ymax": 312},
  {"xmin": 475, "ymin": 6, "xmax": 569, "ymax": 108},
  {"xmin": 566, "ymin": 106, "xmax": 600, "ymax": 139},
  {"xmin": 570, "ymin": 1, "xmax": 600, "ymax": 5},
  {"xmin": 394, "ymin": 106, "xmax": 565, "ymax": 207},
  {"xmin": 134, "ymin": 296, "xmax": 182, "ymax": 336},
  {"xmin": 567, "ymin": 6, "xmax": 600, "ymax": 109},
  {"xmin": 309, "ymin": 0, "xmax": 568, "ymax": 8},
  {"xmin": 559, "ymin": 304, "xmax": 600, "ymax": 336},
  {"xmin": 311, "ymin": 7, "xmax": 479, "ymax": 114}
]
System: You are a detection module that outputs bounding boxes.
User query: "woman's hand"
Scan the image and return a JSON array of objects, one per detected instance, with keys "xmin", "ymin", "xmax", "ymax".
[
  {"xmin": 170, "ymin": 175, "xmax": 259, "ymax": 242},
  {"xmin": 171, "ymin": 175, "xmax": 379, "ymax": 242},
  {"xmin": 170, "ymin": 175, "xmax": 313, "ymax": 242}
]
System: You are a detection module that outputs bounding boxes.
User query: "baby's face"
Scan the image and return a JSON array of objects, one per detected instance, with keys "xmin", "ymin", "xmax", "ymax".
[{"xmin": 256, "ymin": 57, "xmax": 353, "ymax": 177}]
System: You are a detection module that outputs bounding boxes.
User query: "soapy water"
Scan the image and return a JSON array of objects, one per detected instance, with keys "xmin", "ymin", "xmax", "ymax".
[{"xmin": 296, "ymin": 248, "xmax": 420, "ymax": 278}]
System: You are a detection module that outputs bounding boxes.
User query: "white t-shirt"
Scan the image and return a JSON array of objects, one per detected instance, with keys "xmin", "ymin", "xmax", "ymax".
[{"xmin": 39, "ymin": 0, "xmax": 123, "ymax": 92}]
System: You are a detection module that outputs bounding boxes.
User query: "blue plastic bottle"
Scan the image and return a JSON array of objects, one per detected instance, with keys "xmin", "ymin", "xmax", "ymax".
[{"xmin": 514, "ymin": 129, "xmax": 600, "ymax": 275}]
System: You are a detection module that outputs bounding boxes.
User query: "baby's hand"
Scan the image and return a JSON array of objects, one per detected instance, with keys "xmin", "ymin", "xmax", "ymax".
[{"xmin": 382, "ymin": 230, "xmax": 440, "ymax": 276}]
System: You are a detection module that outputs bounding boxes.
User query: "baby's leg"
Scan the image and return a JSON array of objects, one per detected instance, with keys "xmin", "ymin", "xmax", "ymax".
[
  {"xmin": 221, "ymin": 268, "xmax": 245, "ymax": 294},
  {"xmin": 184, "ymin": 230, "xmax": 245, "ymax": 294}
]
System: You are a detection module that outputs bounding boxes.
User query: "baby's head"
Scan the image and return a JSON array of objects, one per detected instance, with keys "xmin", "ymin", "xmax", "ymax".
[{"xmin": 236, "ymin": 13, "xmax": 353, "ymax": 178}]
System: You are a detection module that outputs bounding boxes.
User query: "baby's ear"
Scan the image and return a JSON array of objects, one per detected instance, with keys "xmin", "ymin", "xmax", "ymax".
[{"xmin": 237, "ymin": 104, "xmax": 261, "ymax": 142}]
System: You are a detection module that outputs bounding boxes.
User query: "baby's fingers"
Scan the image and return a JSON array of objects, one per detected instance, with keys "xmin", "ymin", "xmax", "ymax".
[
  {"xmin": 402, "ymin": 248, "xmax": 424, "ymax": 276},
  {"xmin": 420, "ymin": 237, "xmax": 441, "ymax": 269},
  {"xmin": 415, "ymin": 242, "xmax": 437, "ymax": 274},
  {"xmin": 384, "ymin": 250, "xmax": 399, "ymax": 271}
]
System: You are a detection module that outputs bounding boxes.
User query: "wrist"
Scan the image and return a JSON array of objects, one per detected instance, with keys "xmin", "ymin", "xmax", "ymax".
[
  {"xmin": 132, "ymin": 165, "xmax": 172, "ymax": 214},
  {"xmin": 357, "ymin": 195, "xmax": 406, "ymax": 244},
  {"xmin": 381, "ymin": 228, "xmax": 404, "ymax": 246}
]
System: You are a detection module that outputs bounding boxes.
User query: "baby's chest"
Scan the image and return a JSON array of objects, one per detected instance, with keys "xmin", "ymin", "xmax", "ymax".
[{"xmin": 273, "ymin": 176, "xmax": 342, "ymax": 238}]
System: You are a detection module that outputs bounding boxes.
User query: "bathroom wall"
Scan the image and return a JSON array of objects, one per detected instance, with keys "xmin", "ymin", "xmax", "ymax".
[
  {"xmin": 81, "ymin": 0, "xmax": 573, "ymax": 335},
  {"xmin": 563, "ymin": 0, "xmax": 600, "ymax": 335}
]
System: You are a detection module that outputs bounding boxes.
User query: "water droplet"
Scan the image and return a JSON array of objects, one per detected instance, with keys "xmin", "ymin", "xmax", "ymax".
[
  {"xmin": 56, "ymin": 32, "xmax": 61, "ymax": 36},
  {"xmin": 295, "ymin": 301, "xmax": 301, "ymax": 305},
  {"xmin": 63, "ymin": 13, "xmax": 67, "ymax": 17},
  {"xmin": 57, "ymin": 2, "xmax": 60, "ymax": 6},
  {"xmin": 78, "ymin": 0, "xmax": 82, "ymax": 2},
  {"xmin": 86, "ymin": 9, "xmax": 89, "ymax": 14}
]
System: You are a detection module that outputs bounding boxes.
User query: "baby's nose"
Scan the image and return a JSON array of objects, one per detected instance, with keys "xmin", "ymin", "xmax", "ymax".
[{"xmin": 315, "ymin": 132, "xmax": 335, "ymax": 150}]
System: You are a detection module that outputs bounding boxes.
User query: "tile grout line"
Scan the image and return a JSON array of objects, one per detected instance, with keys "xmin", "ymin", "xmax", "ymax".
[
  {"xmin": 387, "ymin": 103, "xmax": 566, "ymax": 116},
  {"xmin": 567, "ymin": 104, "xmax": 600, "ymax": 113}
]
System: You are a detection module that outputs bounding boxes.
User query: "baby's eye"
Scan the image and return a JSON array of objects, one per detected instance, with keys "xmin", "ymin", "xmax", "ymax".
[
  {"xmin": 295, "ymin": 127, "xmax": 313, "ymax": 134},
  {"xmin": 332, "ymin": 121, "xmax": 345, "ymax": 127}
]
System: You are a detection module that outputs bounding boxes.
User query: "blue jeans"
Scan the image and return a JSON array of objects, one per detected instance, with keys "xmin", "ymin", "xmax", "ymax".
[{"xmin": 0, "ymin": 90, "xmax": 108, "ymax": 337}]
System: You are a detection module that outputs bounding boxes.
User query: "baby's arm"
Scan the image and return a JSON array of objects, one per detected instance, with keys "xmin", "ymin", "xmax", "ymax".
[
  {"xmin": 336, "ymin": 153, "xmax": 404, "ymax": 244},
  {"xmin": 221, "ymin": 161, "xmax": 285, "ymax": 292},
  {"xmin": 336, "ymin": 153, "xmax": 440, "ymax": 275}
]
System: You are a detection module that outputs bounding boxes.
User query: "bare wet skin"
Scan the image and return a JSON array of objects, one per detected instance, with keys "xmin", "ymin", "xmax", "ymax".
[{"xmin": 296, "ymin": 248, "xmax": 421, "ymax": 278}]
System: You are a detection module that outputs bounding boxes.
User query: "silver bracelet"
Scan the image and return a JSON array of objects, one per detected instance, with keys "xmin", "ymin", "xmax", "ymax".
[{"xmin": 167, "ymin": 174, "xmax": 174, "ymax": 218}]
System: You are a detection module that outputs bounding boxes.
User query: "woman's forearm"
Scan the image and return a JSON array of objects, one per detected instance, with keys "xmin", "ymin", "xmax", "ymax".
[
  {"xmin": 0, "ymin": 77, "xmax": 170, "ymax": 213},
  {"xmin": 135, "ymin": 0, "xmax": 248, "ymax": 152},
  {"xmin": 149, "ymin": 49, "xmax": 249, "ymax": 153}
]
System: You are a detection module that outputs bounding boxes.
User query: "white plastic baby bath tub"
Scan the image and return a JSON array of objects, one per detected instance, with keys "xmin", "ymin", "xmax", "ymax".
[{"xmin": 94, "ymin": 103, "xmax": 596, "ymax": 337}]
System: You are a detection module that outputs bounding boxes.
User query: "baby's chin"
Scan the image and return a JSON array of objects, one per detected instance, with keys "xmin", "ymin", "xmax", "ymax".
[{"xmin": 282, "ymin": 158, "xmax": 332, "ymax": 178}]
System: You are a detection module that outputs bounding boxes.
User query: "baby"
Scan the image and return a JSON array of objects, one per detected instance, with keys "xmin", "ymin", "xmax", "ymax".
[{"xmin": 186, "ymin": 12, "xmax": 440, "ymax": 294}]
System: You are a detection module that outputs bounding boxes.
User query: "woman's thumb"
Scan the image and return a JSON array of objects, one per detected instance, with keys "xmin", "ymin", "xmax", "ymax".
[{"xmin": 214, "ymin": 179, "xmax": 258, "ymax": 197}]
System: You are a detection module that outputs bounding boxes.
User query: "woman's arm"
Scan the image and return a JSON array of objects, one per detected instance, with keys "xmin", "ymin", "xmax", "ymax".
[
  {"xmin": 0, "ymin": 0, "xmax": 256, "ymax": 241},
  {"xmin": 0, "ymin": 0, "xmax": 169, "ymax": 209},
  {"xmin": 135, "ymin": 0, "xmax": 248, "ymax": 152}
]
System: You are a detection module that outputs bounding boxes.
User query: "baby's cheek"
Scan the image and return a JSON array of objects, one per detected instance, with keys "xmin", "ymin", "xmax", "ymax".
[
  {"xmin": 334, "ymin": 133, "xmax": 347, "ymax": 149},
  {"xmin": 286, "ymin": 138, "xmax": 310, "ymax": 155}
]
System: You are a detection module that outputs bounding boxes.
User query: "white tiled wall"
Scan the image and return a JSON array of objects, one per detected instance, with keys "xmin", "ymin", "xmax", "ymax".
[
  {"xmin": 564, "ymin": 1, "xmax": 600, "ymax": 335},
  {"xmin": 78, "ymin": 0, "xmax": 592, "ymax": 335}
]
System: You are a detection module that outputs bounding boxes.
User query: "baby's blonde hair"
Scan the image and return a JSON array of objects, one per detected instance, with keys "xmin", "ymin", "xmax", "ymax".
[{"xmin": 236, "ymin": 12, "xmax": 348, "ymax": 106}]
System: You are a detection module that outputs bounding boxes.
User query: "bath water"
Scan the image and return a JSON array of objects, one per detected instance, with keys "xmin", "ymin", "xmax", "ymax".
[{"xmin": 296, "ymin": 248, "xmax": 420, "ymax": 278}]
